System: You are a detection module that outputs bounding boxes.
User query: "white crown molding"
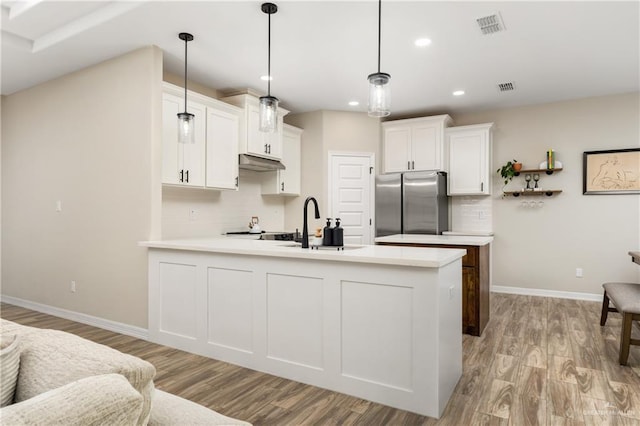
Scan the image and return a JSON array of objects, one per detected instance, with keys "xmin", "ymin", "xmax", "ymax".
[
  {"xmin": 0, "ymin": 295, "xmax": 149, "ymax": 341},
  {"xmin": 8, "ymin": 0, "xmax": 44, "ymax": 20}
]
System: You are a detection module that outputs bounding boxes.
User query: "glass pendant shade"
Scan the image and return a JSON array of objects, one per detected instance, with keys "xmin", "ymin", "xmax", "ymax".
[
  {"xmin": 259, "ymin": 95, "xmax": 279, "ymax": 133},
  {"xmin": 367, "ymin": 72, "xmax": 391, "ymax": 117},
  {"xmin": 177, "ymin": 112, "xmax": 195, "ymax": 144}
]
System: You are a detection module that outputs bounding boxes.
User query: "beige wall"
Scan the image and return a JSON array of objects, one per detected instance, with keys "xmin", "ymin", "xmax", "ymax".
[
  {"xmin": 1, "ymin": 46, "xmax": 163, "ymax": 328},
  {"xmin": 455, "ymin": 92, "xmax": 640, "ymax": 295},
  {"xmin": 284, "ymin": 110, "xmax": 380, "ymax": 232}
]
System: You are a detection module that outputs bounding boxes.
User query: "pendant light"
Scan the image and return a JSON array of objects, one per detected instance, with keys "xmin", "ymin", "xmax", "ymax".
[
  {"xmin": 367, "ymin": 0, "xmax": 391, "ymax": 117},
  {"xmin": 259, "ymin": 2, "xmax": 279, "ymax": 133},
  {"xmin": 177, "ymin": 32, "xmax": 195, "ymax": 144}
]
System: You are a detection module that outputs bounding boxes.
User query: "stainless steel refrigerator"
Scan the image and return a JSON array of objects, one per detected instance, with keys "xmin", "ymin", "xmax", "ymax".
[{"xmin": 375, "ymin": 171, "xmax": 449, "ymax": 237}]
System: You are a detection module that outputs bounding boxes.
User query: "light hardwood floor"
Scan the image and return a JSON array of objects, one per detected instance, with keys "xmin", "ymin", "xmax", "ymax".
[{"xmin": 2, "ymin": 293, "xmax": 640, "ymax": 425}]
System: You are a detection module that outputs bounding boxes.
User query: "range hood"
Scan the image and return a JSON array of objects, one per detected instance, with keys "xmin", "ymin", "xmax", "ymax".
[{"xmin": 238, "ymin": 154, "xmax": 286, "ymax": 172}]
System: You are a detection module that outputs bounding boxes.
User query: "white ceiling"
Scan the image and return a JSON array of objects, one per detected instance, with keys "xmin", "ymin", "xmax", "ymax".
[{"xmin": 2, "ymin": 1, "xmax": 639, "ymax": 117}]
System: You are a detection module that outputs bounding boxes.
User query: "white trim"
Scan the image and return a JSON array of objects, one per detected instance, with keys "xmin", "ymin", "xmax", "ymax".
[
  {"xmin": 0, "ymin": 295, "xmax": 149, "ymax": 340},
  {"xmin": 491, "ymin": 285, "xmax": 601, "ymax": 302}
]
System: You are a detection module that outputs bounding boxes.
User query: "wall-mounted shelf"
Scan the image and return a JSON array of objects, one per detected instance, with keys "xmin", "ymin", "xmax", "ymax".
[
  {"xmin": 504, "ymin": 190, "xmax": 563, "ymax": 197},
  {"xmin": 514, "ymin": 167, "xmax": 562, "ymax": 176}
]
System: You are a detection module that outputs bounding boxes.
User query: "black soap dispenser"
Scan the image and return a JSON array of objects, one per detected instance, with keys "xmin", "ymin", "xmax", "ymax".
[
  {"xmin": 322, "ymin": 218, "xmax": 333, "ymax": 246},
  {"xmin": 332, "ymin": 218, "xmax": 344, "ymax": 247}
]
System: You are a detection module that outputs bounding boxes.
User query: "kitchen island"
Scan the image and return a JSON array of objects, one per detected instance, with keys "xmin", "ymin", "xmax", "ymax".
[
  {"xmin": 141, "ymin": 238, "xmax": 465, "ymax": 418},
  {"xmin": 376, "ymin": 234, "xmax": 493, "ymax": 336}
]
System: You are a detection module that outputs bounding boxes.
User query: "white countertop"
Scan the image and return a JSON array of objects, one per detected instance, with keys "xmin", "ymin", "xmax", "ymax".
[
  {"xmin": 375, "ymin": 234, "xmax": 493, "ymax": 246},
  {"xmin": 140, "ymin": 238, "xmax": 465, "ymax": 268}
]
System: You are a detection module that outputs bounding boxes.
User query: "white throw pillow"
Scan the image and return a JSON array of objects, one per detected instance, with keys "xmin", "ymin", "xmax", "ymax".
[{"xmin": 0, "ymin": 334, "xmax": 21, "ymax": 407}]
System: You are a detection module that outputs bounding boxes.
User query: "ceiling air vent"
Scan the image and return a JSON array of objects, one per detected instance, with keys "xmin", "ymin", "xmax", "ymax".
[
  {"xmin": 498, "ymin": 82, "xmax": 515, "ymax": 92},
  {"xmin": 476, "ymin": 13, "xmax": 505, "ymax": 35}
]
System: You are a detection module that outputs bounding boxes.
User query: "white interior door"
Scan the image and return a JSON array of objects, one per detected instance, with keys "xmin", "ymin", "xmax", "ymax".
[{"xmin": 328, "ymin": 152, "xmax": 374, "ymax": 245}]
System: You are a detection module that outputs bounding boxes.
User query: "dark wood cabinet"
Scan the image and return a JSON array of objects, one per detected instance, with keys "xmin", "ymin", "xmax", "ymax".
[{"xmin": 377, "ymin": 242, "xmax": 490, "ymax": 336}]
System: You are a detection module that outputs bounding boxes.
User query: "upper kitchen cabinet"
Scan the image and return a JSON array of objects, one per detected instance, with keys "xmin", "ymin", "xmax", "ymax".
[
  {"xmin": 205, "ymin": 104, "xmax": 240, "ymax": 190},
  {"xmin": 162, "ymin": 82, "xmax": 241, "ymax": 190},
  {"xmin": 221, "ymin": 92, "xmax": 289, "ymax": 161},
  {"xmin": 261, "ymin": 124, "xmax": 302, "ymax": 196},
  {"xmin": 162, "ymin": 91, "xmax": 206, "ymax": 187},
  {"xmin": 446, "ymin": 123, "xmax": 494, "ymax": 196},
  {"xmin": 382, "ymin": 115, "xmax": 453, "ymax": 173}
]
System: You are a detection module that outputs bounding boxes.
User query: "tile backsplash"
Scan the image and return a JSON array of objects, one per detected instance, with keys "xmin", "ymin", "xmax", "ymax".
[
  {"xmin": 450, "ymin": 196, "xmax": 493, "ymax": 233},
  {"xmin": 161, "ymin": 170, "xmax": 286, "ymax": 239}
]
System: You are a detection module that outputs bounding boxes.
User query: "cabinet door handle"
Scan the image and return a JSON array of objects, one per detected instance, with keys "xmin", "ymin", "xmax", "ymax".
[
  {"xmin": 412, "ymin": 161, "xmax": 415, "ymax": 170},
  {"xmin": 235, "ymin": 176, "xmax": 239, "ymax": 187},
  {"xmin": 185, "ymin": 170, "xmax": 189, "ymax": 183},
  {"xmin": 268, "ymin": 144, "xmax": 271, "ymax": 154},
  {"xmin": 481, "ymin": 182, "xmax": 484, "ymax": 192},
  {"xmin": 264, "ymin": 143, "xmax": 268, "ymax": 153},
  {"xmin": 407, "ymin": 161, "xmax": 410, "ymax": 170},
  {"xmin": 179, "ymin": 169, "xmax": 184, "ymax": 182},
  {"xmin": 281, "ymin": 182, "xmax": 285, "ymax": 191}
]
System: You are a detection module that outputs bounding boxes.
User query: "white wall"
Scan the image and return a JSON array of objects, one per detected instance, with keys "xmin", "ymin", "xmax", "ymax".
[
  {"xmin": 1, "ymin": 47, "xmax": 163, "ymax": 328},
  {"xmin": 454, "ymin": 92, "xmax": 640, "ymax": 295},
  {"xmin": 161, "ymin": 169, "xmax": 285, "ymax": 238}
]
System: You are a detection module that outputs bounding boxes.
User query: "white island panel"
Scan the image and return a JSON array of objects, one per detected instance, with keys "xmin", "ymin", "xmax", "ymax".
[
  {"xmin": 341, "ymin": 281, "xmax": 413, "ymax": 391},
  {"xmin": 267, "ymin": 273, "xmax": 324, "ymax": 370},
  {"xmin": 159, "ymin": 261, "xmax": 197, "ymax": 340},
  {"xmin": 207, "ymin": 267, "xmax": 253, "ymax": 354}
]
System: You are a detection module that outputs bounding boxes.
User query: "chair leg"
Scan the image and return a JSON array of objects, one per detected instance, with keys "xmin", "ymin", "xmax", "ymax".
[
  {"xmin": 601, "ymin": 291, "xmax": 610, "ymax": 326},
  {"xmin": 619, "ymin": 312, "xmax": 633, "ymax": 365}
]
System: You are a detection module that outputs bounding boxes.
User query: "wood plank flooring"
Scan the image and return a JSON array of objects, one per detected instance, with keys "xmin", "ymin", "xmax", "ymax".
[{"xmin": 3, "ymin": 293, "xmax": 640, "ymax": 425}]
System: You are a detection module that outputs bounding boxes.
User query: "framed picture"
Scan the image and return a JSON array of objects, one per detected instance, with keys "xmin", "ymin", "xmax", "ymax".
[{"xmin": 583, "ymin": 148, "xmax": 640, "ymax": 194}]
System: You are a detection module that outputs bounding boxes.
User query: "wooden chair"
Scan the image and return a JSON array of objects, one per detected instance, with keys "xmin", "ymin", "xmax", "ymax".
[{"xmin": 600, "ymin": 282, "xmax": 640, "ymax": 365}]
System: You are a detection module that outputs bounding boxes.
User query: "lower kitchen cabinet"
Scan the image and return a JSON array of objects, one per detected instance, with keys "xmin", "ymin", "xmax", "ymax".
[{"xmin": 376, "ymin": 242, "xmax": 490, "ymax": 336}]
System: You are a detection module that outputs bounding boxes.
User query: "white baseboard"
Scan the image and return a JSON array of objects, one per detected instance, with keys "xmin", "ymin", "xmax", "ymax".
[
  {"xmin": 491, "ymin": 285, "xmax": 602, "ymax": 302},
  {"xmin": 0, "ymin": 295, "xmax": 149, "ymax": 341}
]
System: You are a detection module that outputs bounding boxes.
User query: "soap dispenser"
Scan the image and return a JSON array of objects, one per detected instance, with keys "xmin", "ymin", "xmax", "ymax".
[
  {"xmin": 332, "ymin": 218, "xmax": 344, "ymax": 247},
  {"xmin": 323, "ymin": 218, "xmax": 333, "ymax": 246}
]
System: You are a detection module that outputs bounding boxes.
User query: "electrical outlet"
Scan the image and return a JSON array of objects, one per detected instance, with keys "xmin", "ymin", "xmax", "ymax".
[
  {"xmin": 189, "ymin": 208, "xmax": 198, "ymax": 221},
  {"xmin": 449, "ymin": 286, "xmax": 455, "ymax": 299},
  {"xmin": 70, "ymin": 281, "xmax": 76, "ymax": 292},
  {"xmin": 56, "ymin": 200, "xmax": 62, "ymax": 212},
  {"xmin": 576, "ymin": 268, "xmax": 583, "ymax": 278}
]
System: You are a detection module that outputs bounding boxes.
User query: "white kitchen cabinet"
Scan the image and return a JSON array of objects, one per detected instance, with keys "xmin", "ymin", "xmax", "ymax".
[
  {"xmin": 261, "ymin": 124, "xmax": 302, "ymax": 196},
  {"xmin": 205, "ymin": 105, "xmax": 240, "ymax": 190},
  {"xmin": 446, "ymin": 123, "xmax": 493, "ymax": 196},
  {"xmin": 162, "ymin": 92, "xmax": 206, "ymax": 187},
  {"xmin": 382, "ymin": 115, "xmax": 452, "ymax": 173},
  {"xmin": 162, "ymin": 82, "xmax": 241, "ymax": 190},
  {"xmin": 221, "ymin": 92, "xmax": 289, "ymax": 161}
]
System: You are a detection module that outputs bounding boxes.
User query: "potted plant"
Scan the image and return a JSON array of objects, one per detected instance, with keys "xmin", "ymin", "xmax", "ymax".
[{"xmin": 497, "ymin": 159, "xmax": 521, "ymax": 185}]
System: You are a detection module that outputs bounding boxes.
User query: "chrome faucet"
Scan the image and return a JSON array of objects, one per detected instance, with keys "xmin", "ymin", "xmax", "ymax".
[{"xmin": 302, "ymin": 196, "xmax": 320, "ymax": 249}]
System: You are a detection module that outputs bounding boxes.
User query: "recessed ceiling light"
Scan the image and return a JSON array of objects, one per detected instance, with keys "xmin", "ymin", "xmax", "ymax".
[
  {"xmin": 260, "ymin": 75, "xmax": 272, "ymax": 81},
  {"xmin": 453, "ymin": 90, "xmax": 465, "ymax": 96},
  {"xmin": 348, "ymin": 101, "xmax": 360, "ymax": 106},
  {"xmin": 414, "ymin": 38, "xmax": 432, "ymax": 47}
]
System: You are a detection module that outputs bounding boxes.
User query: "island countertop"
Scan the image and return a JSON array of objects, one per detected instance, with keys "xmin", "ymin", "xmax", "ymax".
[
  {"xmin": 140, "ymin": 238, "xmax": 465, "ymax": 268},
  {"xmin": 375, "ymin": 234, "xmax": 493, "ymax": 246}
]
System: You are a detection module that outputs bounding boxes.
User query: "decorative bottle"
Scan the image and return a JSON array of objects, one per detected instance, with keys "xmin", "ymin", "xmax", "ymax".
[
  {"xmin": 332, "ymin": 218, "xmax": 344, "ymax": 247},
  {"xmin": 323, "ymin": 218, "xmax": 333, "ymax": 246}
]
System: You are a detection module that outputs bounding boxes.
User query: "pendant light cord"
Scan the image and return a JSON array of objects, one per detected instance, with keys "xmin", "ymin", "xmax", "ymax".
[
  {"xmin": 267, "ymin": 11, "xmax": 271, "ymax": 97},
  {"xmin": 377, "ymin": 0, "xmax": 381, "ymax": 73},
  {"xmin": 184, "ymin": 37, "xmax": 188, "ymax": 113}
]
